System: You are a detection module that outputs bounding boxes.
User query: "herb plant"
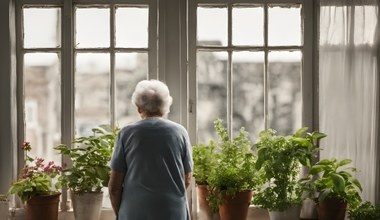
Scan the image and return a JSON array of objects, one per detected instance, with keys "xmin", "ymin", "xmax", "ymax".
[
  {"xmin": 252, "ymin": 127, "xmax": 326, "ymax": 211},
  {"xmin": 349, "ymin": 201, "xmax": 380, "ymax": 220},
  {"xmin": 302, "ymin": 158, "xmax": 362, "ymax": 209},
  {"xmin": 54, "ymin": 125, "xmax": 119, "ymax": 192},
  {"xmin": 192, "ymin": 141, "xmax": 217, "ymax": 185},
  {"xmin": 8, "ymin": 142, "xmax": 62, "ymax": 202},
  {"xmin": 207, "ymin": 119, "xmax": 258, "ymax": 211}
]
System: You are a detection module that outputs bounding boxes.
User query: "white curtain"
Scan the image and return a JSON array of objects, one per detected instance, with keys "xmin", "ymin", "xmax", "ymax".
[{"xmin": 319, "ymin": 0, "xmax": 379, "ymax": 203}]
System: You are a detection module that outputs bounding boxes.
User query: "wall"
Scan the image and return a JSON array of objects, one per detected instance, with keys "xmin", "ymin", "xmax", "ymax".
[{"xmin": 0, "ymin": 0, "xmax": 18, "ymax": 195}]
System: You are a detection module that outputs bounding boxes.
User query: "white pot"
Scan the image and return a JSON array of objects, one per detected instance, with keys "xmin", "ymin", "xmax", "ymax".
[
  {"xmin": 0, "ymin": 200, "xmax": 9, "ymax": 220},
  {"xmin": 269, "ymin": 204, "xmax": 301, "ymax": 220},
  {"xmin": 300, "ymin": 198, "xmax": 318, "ymax": 219},
  {"xmin": 71, "ymin": 191, "xmax": 103, "ymax": 220}
]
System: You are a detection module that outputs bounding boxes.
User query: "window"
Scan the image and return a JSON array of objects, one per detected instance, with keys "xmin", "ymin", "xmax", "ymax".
[
  {"xmin": 17, "ymin": 0, "xmax": 157, "ymax": 210},
  {"xmin": 188, "ymin": 0, "xmax": 313, "ymax": 144}
]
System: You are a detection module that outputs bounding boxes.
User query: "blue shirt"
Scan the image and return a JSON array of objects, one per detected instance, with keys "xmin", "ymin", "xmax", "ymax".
[{"xmin": 111, "ymin": 117, "xmax": 193, "ymax": 220}]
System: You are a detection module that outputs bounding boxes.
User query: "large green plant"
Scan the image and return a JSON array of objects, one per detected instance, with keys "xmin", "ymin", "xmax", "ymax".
[
  {"xmin": 207, "ymin": 119, "xmax": 258, "ymax": 211},
  {"xmin": 252, "ymin": 127, "xmax": 326, "ymax": 211},
  {"xmin": 54, "ymin": 125, "xmax": 119, "ymax": 193},
  {"xmin": 192, "ymin": 141, "xmax": 217, "ymax": 185},
  {"xmin": 302, "ymin": 158, "xmax": 362, "ymax": 209}
]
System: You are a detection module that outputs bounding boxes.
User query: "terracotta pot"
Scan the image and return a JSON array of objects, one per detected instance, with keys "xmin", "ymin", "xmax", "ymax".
[
  {"xmin": 71, "ymin": 191, "xmax": 103, "ymax": 220},
  {"xmin": 25, "ymin": 193, "xmax": 61, "ymax": 220},
  {"xmin": 197, "ymin": 185, "xmax": 220, "ymax": 220},
  {"xmin": 317, "ymin": 198, "xmax": 347, "ymax": 220},
  {"xmin": 218, "ymin": 191, "xmax": 253, "ymax": 220}
]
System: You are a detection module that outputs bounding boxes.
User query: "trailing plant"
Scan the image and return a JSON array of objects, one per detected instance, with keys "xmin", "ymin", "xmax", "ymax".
[
  {"xmin": 252, "ymin": 127, "xmax": 326, "ymax": 211},
  {"xmin": 192, "ymin": 141, "xmax": 217, "ymax": 185},
  {"xmin": 8, "ymin": 142, "xmax": 62, "ymax": 202},
  {"xmin": 348, "ymin": 201, "xmax": 380, "ymax": 220},
  {"xmin": 54, "ymin": 124, "xmax": 119, "ymax": 192},
  {"xmin": 207, "ymin": 119, "xmax": 258, "ymax": 211},
  {"xmin": 301, "ymin": 158, "xmax": 362, "ymax": 209}
]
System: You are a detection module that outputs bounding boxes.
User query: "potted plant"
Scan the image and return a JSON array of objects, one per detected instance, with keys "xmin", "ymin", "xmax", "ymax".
[
  {"xmin": 192, "ymin": 142, "xmax": 220, "ymax": 220},
  {"xmin": 207, "ymin": 119, "xmax": 258, "ymax": 220},
  {"xmin": 302, "ymin": 158, "xmax": 362, "ymax": 220},
  {"xmin": 348, "ymin": 201, "xmax": 380, "ymax": 220},
  {"xmin": 252, "ymin": 127, "xmax": 326, "ymax": 220},
  {"xmin": 54, "ymin": 124, "xmax": 119, "ymax": 220},
  {"xmin": 0, "ymin": 194, "xmax": 9, "ymax": 220},
  {"xmin": 8, "ymin": 141, "xmax": 62, "ymax": 220}
]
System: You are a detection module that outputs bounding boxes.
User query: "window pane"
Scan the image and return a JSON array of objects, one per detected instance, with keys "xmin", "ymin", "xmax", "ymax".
[
  {"xmin": 75, "ymin": 8, "xmax": 110, "ymax": 48},
  {"xmin": 75, "ymin": 53, "xmax": 110, "ymax": 136},
  {"xmin": 197, "ymin": 7, "xmax": 227, "ymax": 46},
  {"xmin": 268, "ymin": 5, "xmax": 301, "ymax": 46},
  {"xmin": 268, "ymin": 51, "xmax": 302, "ymax": 135},
  {"xmin": 197, "ymin": 51, "xmax": 228, "ymax": 143},
  {"xmin": 24, "ymin": 53, "xmax": 61, "ymax": 164},
  {"xmin": 232, "ymin": 6, "xmax": 264, "ymax": 46},
  {"xmin": 232, "ymin": 51, "xmax": 264, "ymax": 140},
  {"xmin": 115, "ymin": 53, "xmax": 148, "ymax": 126},
  {"xmin": 23, "ymin": 8, "xmax": 61, "ymax": 48},
  {"xmin": 116, "ymin": 7, "xmax": 149, "ymax": 48}
]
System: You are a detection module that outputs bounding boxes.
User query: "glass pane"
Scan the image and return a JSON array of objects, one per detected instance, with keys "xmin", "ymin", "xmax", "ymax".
[
  {"xmin": 116, "ymin": 7, "xmax": 149, "ymax": 48},
  {"xmin": 197, "ymin": 51, "xmax": 228, "ymax": 143},
  {"xmin": 268, "ymin": 5, "xmax": 301, "ymax": 46},
  {"xmin": 115, "ymin": 53, "xmax": 148, "ymax": 127},
  {"xmin": 23, "ymin": 8, "xmax": 61, "ymax": 48},
  {"xmin": 232, "ymin": 6, "xmax": 264, "ymax": 46},
  {"xmin": 75, "ymin": 53, "xmax": 110, "ymax": 137},
  {"xmin": 232, "ymin": 52, "xmax": 264, "ymax": 140},
  {"xmin": 75, "ymin": 8, "xmax": 110, "ymax": 48},
  {"xmin": 268, "ymin": 51, "xmax": 302, "ymax": 135},
  {"xmin": 24, "ymin": 53, "xmax": 61, "ymax": 164},
  {"xmin": 197, "ymin": 7, "xmax": 227, "ymax": 46}
]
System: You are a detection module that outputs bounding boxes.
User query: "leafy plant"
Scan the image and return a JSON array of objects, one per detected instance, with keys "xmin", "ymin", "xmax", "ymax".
[
  {"xmin": 8, "ymin": 142, "xmax": 62, "ymax": 202},
  {"xmin": 252, "ymin": 128, "xmax": 326, "ymax": 211},
  {"xmin": 349, "ymin": 201, "xmax": 380, "ymax": 220},
  {"xmin": 207, "ymin": 119, "xmax": 258, "ymax": 211},
  {"xmin": 302, "ymin": 158, "xmax": 362, "ymax": 209},
  {"xmin": 192, "ymin": 141, "xmax": 217, "ymax": 185},
  {"xmin": 54, "ymin": 125, "xmax": 119, "ymax": 193}
]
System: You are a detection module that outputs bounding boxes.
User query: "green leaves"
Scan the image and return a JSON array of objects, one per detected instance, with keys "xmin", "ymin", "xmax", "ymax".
[
  {"xmin": 304, "ymin": 158, "xmax": 362, "ymax": 209},
  {"xmin": 54, "ymin": 124, "xmax": 119, "ymax": 193},
  {"xmin": 252, "ymin": 127, "xmax": 326, "ymax": 211}
]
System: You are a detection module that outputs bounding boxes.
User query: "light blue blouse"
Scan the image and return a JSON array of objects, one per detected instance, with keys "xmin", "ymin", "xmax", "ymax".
[{"xmin": 111, "ymin": 117, "xmax": 193, "ymax": 220}]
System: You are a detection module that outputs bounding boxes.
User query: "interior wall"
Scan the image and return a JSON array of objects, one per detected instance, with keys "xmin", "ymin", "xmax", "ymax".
[{"xmin": 0, "ymin": 0, "xmax": 17, "ymax": 195}]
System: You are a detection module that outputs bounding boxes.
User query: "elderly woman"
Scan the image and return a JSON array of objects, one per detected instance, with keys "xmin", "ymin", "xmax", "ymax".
[{"xmin": 108, "ymin": 79, "xmax": 193, "ymax": 220}]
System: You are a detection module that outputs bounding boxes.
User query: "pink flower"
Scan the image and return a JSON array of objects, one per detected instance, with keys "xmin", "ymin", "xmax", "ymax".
[{"xmin": 21, "ymin": 142, "xmax": 31, "ymax": 151}]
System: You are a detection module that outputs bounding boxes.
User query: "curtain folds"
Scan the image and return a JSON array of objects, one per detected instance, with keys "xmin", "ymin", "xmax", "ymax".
[{"xmin": 319, "ymin": 0, "xmax": 379, "ymax": 203}]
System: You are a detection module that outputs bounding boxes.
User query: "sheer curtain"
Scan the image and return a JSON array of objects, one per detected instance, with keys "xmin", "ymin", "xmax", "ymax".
[{"xmin": 319, "ymin": 0, "xmax": 379, "ymax": 203}]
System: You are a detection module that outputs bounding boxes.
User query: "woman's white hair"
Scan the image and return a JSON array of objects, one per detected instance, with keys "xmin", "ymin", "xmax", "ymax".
[{"xmin": 131, "ymin": 79, "xmax": 173, "ymax": 116}]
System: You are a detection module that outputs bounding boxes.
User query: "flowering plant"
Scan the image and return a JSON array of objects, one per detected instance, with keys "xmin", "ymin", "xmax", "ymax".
[{"xmin": 8, "ymin": 142, "xmax": 62, "ymax": 202}]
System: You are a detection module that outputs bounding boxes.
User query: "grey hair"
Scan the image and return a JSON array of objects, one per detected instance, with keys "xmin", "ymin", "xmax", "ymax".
[{"xmin": 131, "ymin": 79, "xmax": 173, "ymax": 116}]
